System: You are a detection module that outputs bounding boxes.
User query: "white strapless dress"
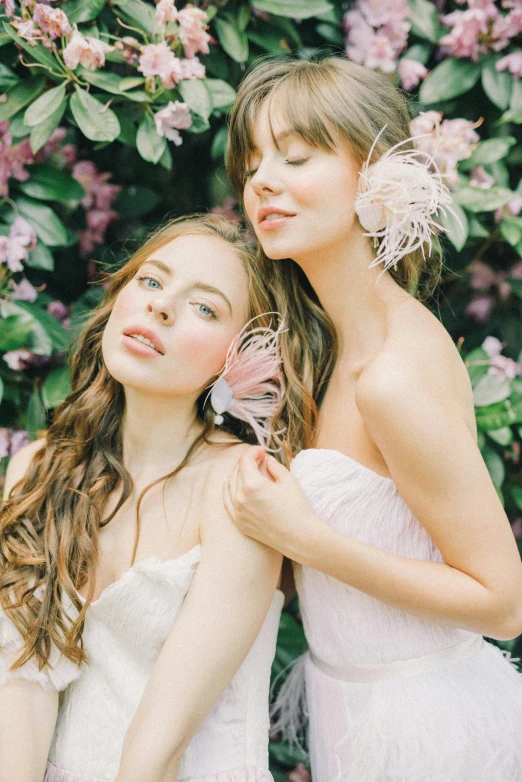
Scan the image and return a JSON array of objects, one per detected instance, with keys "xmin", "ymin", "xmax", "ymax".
[
  {"xmin": 289, "ymin": 448, "xmax": 522, "ymax": 782},
  {"xmin": 0, "ymin": 545, "xmax": 284, "ymax": 781}
]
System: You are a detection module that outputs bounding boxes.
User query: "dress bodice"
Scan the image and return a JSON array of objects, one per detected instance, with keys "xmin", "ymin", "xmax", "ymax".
[
  {"xmin": 290, "ymin": 449, "xmax": 474, "ymax": 666},
  {"xmin": 1, "ymin": 545, "xmax": 283, "ymax": 781}
]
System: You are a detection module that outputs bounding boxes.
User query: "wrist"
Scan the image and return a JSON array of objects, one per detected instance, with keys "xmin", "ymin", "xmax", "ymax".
[{"xmin": 286, "ymin": 509, "xmax": 327, "ymax": 567}]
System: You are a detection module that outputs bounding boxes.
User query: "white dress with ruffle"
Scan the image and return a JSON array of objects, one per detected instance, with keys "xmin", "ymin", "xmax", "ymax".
[
  {"xmin": 0, "ymin": 544, "xmax": 284, "ymax": 781},
  {"xmin": 289, "ymin": 448, "xmax": 522, "ymax": 782}
]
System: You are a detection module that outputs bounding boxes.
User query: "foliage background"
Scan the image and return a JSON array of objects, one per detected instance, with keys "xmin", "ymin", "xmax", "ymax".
[{"xmin": 0, "ymin": 0, "xmax": 521, "ymax": 777}]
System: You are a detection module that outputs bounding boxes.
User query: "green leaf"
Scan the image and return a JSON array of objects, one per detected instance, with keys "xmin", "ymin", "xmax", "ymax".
[
  {"xmin": 29, "ymin": 99, "xmax": 67, "ymax": 154},
  {"xmin": 403, "ymin": 43, "xmax": 432, "ymax": 65},
  {"xmin": 18, "ymin": 165, "xmax": 85, "ymax": 202},
  {"xmin": 14, "ymin": 300, "xmax": 70, "ymax": 352},
  {"xmin": 481, "ymin": 57, "xmax": 512, "ymax": 111},
  {"xmin": 158, "ymin": 142, "xmax": 172, "ymax": 170},
  {"xmin": 77, "ymin": 67, "xmax": 133, "ymax": 97},
  {"xmin": 465, "ymin": 347, "xmax": 489, "ymax": 387},
  {"xmin": 111, "ymin": 0, "xmax": 157, "ymax": 33},
  {"xmin": 506, "ymin": 278, "xmax": 522, "ymax": 299},
  {"xmin": 453, "ymin": 186, "xmax": 513, "ymax": 213},
  {"xmin": 476, "ymin": 400, "xmax": 512, "ymax": 431},
  {"xmin": 2, "ymin": 23, "xmax": 58, "ymax": 71},
  {"xmin": 214, "ymin": 17, "xmax": 249, "ymax": 63},
  {"xmin": 250, "ymin": 0, "xmax": 333, "ymax": 18},
  {"xmin": 136, "ymin": 113, "xmax": 166, "ymax": 164},
  {"xmin": 210, "ymin": 124, "xmax": 228, "ymax": 160},
  {"xmin": 119, "ymin": 76, "xmax": 145, "ymax": 91},
  {"xmin": 246, "ymin": 29, "xmax": 292, "ymax": 54},
  {"xmin": 511, "ymin": 79, "xmax": 522, "ymax": 110},
  {"xmin": 23, "ymin": 82, "xmax": 66, "ymax": 128},
  {"xmin": 0, "ymin": 74, "xmax": 46, "ymax": 122},
  {"xmin": 0, "ymin": 315, "xmax": 33, "ymax": 352},
  {"xmin": 113, "ymin": 106, "xmax": 137, "ymax": 147},
  {"xmin": 500, "ymin": 216, "xmax": 522, "ymax": 246},
  {"xmin": 419, "ymin": 59, "xmax": 481, "ymax": 104},
  {"xmin": 185, "ymin": 113, "xmax": 210, "ymax": 134},
  {"xmin": 439, "ymin": 203, "xmax": 468, "ymax": 251},
  {"xmin": 482, "ymin": 444, "xmax": 505, "ymax": 489},
  {"xmin": 8, "ymin": 109, "xmax": 31, "ymax": 139},
  {"xmin": 0, "ymin": 62, "xmax": 19, "ymax": 91},
  {"xmin": 70, "ymin": 87, "xmax": 120, "ymax": 142},
  {"xmin": 460, "ymin": 137, "xmax": 516, "ymax": 170},
  {"xmin": 487, "ymin": 427, "xmax": 513, "ymax": 446},
  {"xmin": 407, "ymin": 0, "xmax": 442, "ymax": 42},
  {"xmin": 205, "ymin": 78, "xmax": 236, "ymax": 111},
  {"xmin": 26, "ymin": 241, "xmax": 54, "ymax": 271},
  {"xmin": 42, "ymin": 365, "xmax": 71, "ymax": 408},
  {"xmin": 60, "ymin": 0, "xmax": 105, "ymax": 23},
  {"xmin": 179, "ymin": 78, "xmax": 213, "ymax": 120},
  {"xmin": 473, "ymin": 373, "xmax": 511, "ymax": 407},
  {"xmin": 512, "ymin": 486, "xmax": 522, "ymax": 512},
  {"xmin": 498, "ymin": 106, "xmax": 522, "ymax": 125},
  {"xmin": 468, "ymin": 215, "xmax": 490, "ymax": 238},
  {"xmin": 112, "ymin": 184, "xmax": 161, "ymax": 219},
  {"xmin": 16, "ymin": 196, "xmax": 69, "ymax": 247},
  {"xmin": 25, "ymin": 386, "xmax": 47, "ymax": 440}
]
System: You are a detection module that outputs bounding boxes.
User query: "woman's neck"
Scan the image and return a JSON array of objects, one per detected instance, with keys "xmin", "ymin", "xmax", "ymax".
[
  {"xmin": 294, "ymin": 231, "xmax": 406, "ymax": 366},
  {"xmin": 121, "ymin": 389, "xmax": 203, "ymax": 483}
]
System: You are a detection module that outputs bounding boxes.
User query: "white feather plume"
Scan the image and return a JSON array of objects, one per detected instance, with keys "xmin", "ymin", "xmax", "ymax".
[{"xmin": 355, "ymin": 126, "xmax": 456, "ymax": 271}]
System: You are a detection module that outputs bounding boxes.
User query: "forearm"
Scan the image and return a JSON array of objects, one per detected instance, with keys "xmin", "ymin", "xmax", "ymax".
[
  {"xmin": 0, "ymin": 679, "xmax": 58, "ymax": 782},
  {"xmin": 116, "ymin": 727, "xmax": 180, "ymax": 782},
  {"xmin": 290, "ymin": 512, "xmax": 518, "ymax": 640}
]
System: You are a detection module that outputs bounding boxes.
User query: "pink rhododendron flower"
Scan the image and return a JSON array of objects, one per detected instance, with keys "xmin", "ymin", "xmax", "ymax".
[
  {"xmin": 139, "ymin": 40, "xmax": 177, "ymax": 79},
  {"xmin": 0, "ymin": 124, "xmax": 35, "ymax": 197},
  {"xmin": 288, "ymin": 765, "xmax": 312, "ymax": 782},
  {"xmin": 469, "ymin": 259, "xmax": 498, "ymax": 291},
  {"xmin": 410, "ymin": 111, "xmax": 480, "ymax": 187},
  {"xmin": 493, "ymin": 7, "xmax": 522, "ymax": 43},
  {"xmin": 466, "ymin": 295, "xmax": 495, "ymax": 321},
  {"xmin": 496, "ymin": 50, "xmax": 522, "ymax": 77},
  {"xmin": 48, "ymin": 300, "xmax": 68, "ymax": 321},
  {"xmin": 398, "ymin": 58, "xmax": 428, "ymax": 89},
  {"xmin": 155, "ymin": 0, "xmax": 178, "ymax": 27},
  {"xmin": 177, "ymin": 7, "xmax": 211, "ymax": 58},
  {"xmin": 86, "ymin": 208, "xmax": 118, "ymax": 234},
  {"xmin": 11, "ymin": 277, "xmax": 38, "ymax": 302},
  {"xmin": 344, "ymin": 0, "xmax": 409, "ymax": 72},
  {"xmin": 469, "ymin": 166, "xmax": 495, "ymax": 188},
  {"xmin": 9, "ymin": 429, "xmax": 31, "ymax": 456},
  {"xmin": 482, "ymin": 335, "xmax": 503, "ymax": 357},
  {"xmin": 33, "ymin": 3, "xmax": 72, "ymax": 39},
  {"xmin": 180, "ymin": 56, "xmax": 205, "ymax": 79},
  {"xmin": 489, "ymin": 354, "xmax": 522, "ymax": 379},
  {"xmin": 63, "ymin": 27, "xmax": 113, "ymax": 71},
  {"xmin": 154, "ymin": 101, "xmax": 192, "ymax": 144},
  {"xmin": 16, "ymin": 19, "xmax": 39, "ymax": 44},
  {"xmin": 3, "ymin": 348, "xmax": 34, "ymax": 370},
  {"xmin": 440, "ymin": 8, "xmax": 494, "ymax": 60},
  {"xmin": 1, "ymin": 0, "xmax": 14, "ymax": 16}
]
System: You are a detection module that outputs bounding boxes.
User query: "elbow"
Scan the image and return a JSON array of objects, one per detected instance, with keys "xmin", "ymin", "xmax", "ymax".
[{"xmin": 484, "ymin": 598, "xmax": 522, "ymax": 642}]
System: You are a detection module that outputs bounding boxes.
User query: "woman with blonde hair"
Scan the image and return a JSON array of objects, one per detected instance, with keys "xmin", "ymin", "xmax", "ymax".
[
  {"xmin": 0, "ymin": 213, "xmax": 303, "ymax": 782},
  {"xmin": 221, "ymin": 56, "xmax": 522, "ymax": 781}
]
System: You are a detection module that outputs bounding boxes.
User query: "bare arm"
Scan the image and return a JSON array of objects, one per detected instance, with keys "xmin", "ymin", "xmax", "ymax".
[
  {"xmin": 225, "ymin": 356, "xmax": 522, "ymax": 641},
  {"xmin": 0, "ymin": 439, "xmax": 59, "ymax": 782},
  {"xmin": 116, "ymin": 452, "xmax": 282, "ymax": 782}
]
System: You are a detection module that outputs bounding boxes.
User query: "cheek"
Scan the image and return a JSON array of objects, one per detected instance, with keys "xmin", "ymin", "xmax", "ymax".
[{"xmin": 174, "ymin": 326, "xmax": 230, "ymax": 379}]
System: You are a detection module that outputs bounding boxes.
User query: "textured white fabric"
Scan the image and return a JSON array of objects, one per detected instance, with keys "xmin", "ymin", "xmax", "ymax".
[
  {"xmin": 1, "ymin": 544, "xmax": 283, "ymax": 781},
  {"xmin": 290, "ymin": 448, "xmax": 522, "ymax": 782}
]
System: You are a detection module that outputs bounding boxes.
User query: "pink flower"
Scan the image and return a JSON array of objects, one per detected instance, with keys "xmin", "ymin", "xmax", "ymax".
[
  {"xmin": 493, "ymin": 7, "xmax": 522, "ymax": 44},
  {"xmin": 3, "ymin": 348, "xmax": 34, "ymax": 370},
  {"xmin": 0, "ymin": 429, "xmax": 9, "ymax": 459},
  {"xmin": 439, "ymin": 8, "xmax": 493, "ymax": 60},
  {"xmin": 344, "ymin": 1, "xmax": 409, "ymax": 72},
  {"xmin": 48, "ymin": 300, "xmax": 68, "ymax": 321},
  {"xmin": 72, "ymin": 161, "xmax": 120, "ymax": 211},
  {"xmin": 11, "ymin": 277, "xmax": 38, "ymax": 302},
  {"xmin": 177, "ymin": 7, "xmax": 211, "ymax": 59},
  {"xmin": 489, "ymin": 354, "xmax": 522, "ymax": 380},
  {"xmin": 469, "ymin": 259, "xmax": 498, "ymax": 291},
  {"xmin": 63, "ymin": 27, "xmax": 113, "ymax": 71},
  {"xmin": 288, "ymin": 765, "xmax": 312, "ymax": 782},
  {"xmin": 154, "ymin": 101, "xmax": 192, "ymax": 144},
  {"xmin": 0, "ymin": 127, "xmax": 35, "ymax": 197},
  {"xmin": 16, "ymin": 19, "xmax": 39, "ymax": 44},
  {"xmin": 482, "ymin": 335, "xmax": 503, "ymax": 357},
  {"xmin": 34, "ymin": 127, "xmax": 67, "ymax": 163},
  {"xmin": 9, "ymin": 430, "xmax": 31, "ymax": 456},
  {"xmin": 466, "ymin": 295, "xmax": 495, "ymax": 321},
  {"xmin": 511, "ymin": 518, "xmax": 522, "ymax": 540},
  {"xmin": 116, "ymin": 36, "xmax": 140, "ymax": 66},
  {"xmin": 139, "ymin": 40, "xmax": 177, "ymax": 79},
  {"xmin": 180, "ymin": 56, "xmax": 205, "ymax": 79},
  {"xmin": 86, "ymin": 208, "xmax": 118, "ymax": 233},
  {"xmin": 1, "ymin": 0, "xmax": 14, "ymax": 16},
  {"xmin": 33, "ymin": 3, "xmax": 72, "ymax": 39},
  {"xmin": 155, "ymin": 0, "xmax": 178, "ymax": 27},
  {"xmin": 398, "ymin": 58, "xmax": 428, "ymax": 90},
  {"xmin": 496, "ymin": 50, "xmax": 522, "ymax": 77},
  {"xmin": 469, "ymin": 166, "xmax": 495, "ymax": 188},
  {"xmin": 410, "ymin": 112, "xmax": 480, "ymax": 188},
  {"xmin": 211, "ymin": 196, "xmax": 241, "ymax": 224}
]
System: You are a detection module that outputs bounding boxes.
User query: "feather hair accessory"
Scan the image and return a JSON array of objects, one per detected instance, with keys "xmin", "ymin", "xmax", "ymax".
[
  {"xmin": 354, "ymin": 125, "xmax": 456, "ymax": 271},
  {"xmin": 206, "ymin": 313, "xmax": 286, "ymax": 450}
]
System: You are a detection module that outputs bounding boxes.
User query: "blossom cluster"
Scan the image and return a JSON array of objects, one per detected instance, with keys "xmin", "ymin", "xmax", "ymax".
[
  {"xmin": 3, "ymin": 298, "xmax": 70, "ymax": 371},
  {"xmin": 467, "ymin": 258, "xmax": 522, "ymax": 322},
  {"xmin": 410, "ymin": 111, "xmax": 480, "ymax": 188},
  {"xmin": 440, "ymin": 0, "xmax": 522, "ymax": 65},
  {"xmin": 0, "ymin": 122, "xmax": 74, "ymax": 198},
  {"xmin": 482, "ymin": 335, "xmax": 522, "ymax": 380},
  {"xmin": 344, "ymin": 0, "xmax": 410, "ymax": 74},
  {"xmin": 0, "ymin": 427, "xmax": 30, "ymax": 458},
  {"xmin": 71, "ymin": 161, "xmax": 121, "ymax": 256},
  {"xmin": 0, "ymin": 217, "xmax": 36, "ymax": 273}
]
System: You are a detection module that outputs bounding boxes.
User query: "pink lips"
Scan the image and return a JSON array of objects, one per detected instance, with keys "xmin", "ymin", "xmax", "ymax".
[
  {"xmin": 257, "ymin": 206, "xmax": 295, "ymax": 232},
  {"xmin": 122, "ymin": 325, "xmax": 165, "ymax": 356}
]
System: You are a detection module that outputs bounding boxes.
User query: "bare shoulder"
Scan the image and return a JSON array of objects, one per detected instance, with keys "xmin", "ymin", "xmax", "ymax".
[
  {"xmin": 3, "ymin": 437, "xmax": 47, "ymax": 499},
  {"xmin": 356, "ymin": 298, "xmax": 475, "ymax": 428},
  {"xmin": 198, "ymin": 441, "xmax": 252, "ymax": 485}
]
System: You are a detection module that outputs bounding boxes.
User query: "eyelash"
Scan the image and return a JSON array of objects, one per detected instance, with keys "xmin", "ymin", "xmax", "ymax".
[
  {"xmin": 136, "ymin": 275, "xmax": 218, "ymax": 320},
  {"xmin": 244, "ymin": 158, "xmax": 308, "ymax": 179}
]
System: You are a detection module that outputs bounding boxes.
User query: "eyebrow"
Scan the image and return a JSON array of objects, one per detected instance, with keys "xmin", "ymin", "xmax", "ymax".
[{"xmin": 143, "ymin": 259, "xmax": 233, "ymax": 315}]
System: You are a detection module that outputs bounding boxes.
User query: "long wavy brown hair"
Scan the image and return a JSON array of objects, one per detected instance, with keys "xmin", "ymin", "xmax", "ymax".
[
  {"xmin": 227, "ymin": 56, "xmax": 444, "ymax": 301},
  {"xmin": 0, "ymin": 213, "xmax": 330, "ymax": 674}
]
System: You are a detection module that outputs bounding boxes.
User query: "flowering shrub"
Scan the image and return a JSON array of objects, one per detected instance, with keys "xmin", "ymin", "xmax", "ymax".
[{"xmin": 0, "ymin": 0, "xmax": 521, "ymax": 777}]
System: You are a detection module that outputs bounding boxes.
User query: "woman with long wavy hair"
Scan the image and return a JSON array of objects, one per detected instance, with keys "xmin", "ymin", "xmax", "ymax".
[
  {"xmin": 219, "ymin": 56, "xmax": 522, "ymax": 781},
  {"xmin": 0, "ymin": 213, "xmax": 321, "ymax": 782}
]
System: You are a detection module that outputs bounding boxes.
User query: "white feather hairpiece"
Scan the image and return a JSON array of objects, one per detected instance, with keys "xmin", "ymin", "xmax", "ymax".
[{"xmin": 354, "ymin": 125, "xmax": 456, "ymax": 271}]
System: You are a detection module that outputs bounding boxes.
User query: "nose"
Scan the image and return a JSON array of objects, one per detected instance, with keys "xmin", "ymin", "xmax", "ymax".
[
  {"xmin": 250, "ymin": 160, "xmax": 283, "ymax": 197},
  {"xmin": 147, "ymin": 296, "xmax": 174, "ymax": 325}
]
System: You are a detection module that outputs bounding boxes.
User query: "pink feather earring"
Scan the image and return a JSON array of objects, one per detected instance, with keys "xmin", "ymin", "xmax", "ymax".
[
  {"xmin": 354, "ymin": 124, "xmax": 457, "ymax": 271},
  {"xmin": 206, "ymin": 313, "xmax": 287, "ymax": 450}
]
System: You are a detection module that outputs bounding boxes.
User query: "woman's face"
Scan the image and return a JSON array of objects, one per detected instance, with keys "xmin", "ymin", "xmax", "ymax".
[
  {"xmin": 243, "ymin": 98, "xmax": 363, "ymax": 264},
  {"xmin": 102, "ymin": 233, "xmax": 249, "ymax": 398}
]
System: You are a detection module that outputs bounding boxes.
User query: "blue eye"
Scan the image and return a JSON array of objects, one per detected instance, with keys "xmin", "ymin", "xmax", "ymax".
[
  {"xmin": 137, "ymin": 274, "xmax": 161, "ymax": 289},
  {"xmin": 195, "ymin": 302, "xmax": 217, "ymax": 319}
]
